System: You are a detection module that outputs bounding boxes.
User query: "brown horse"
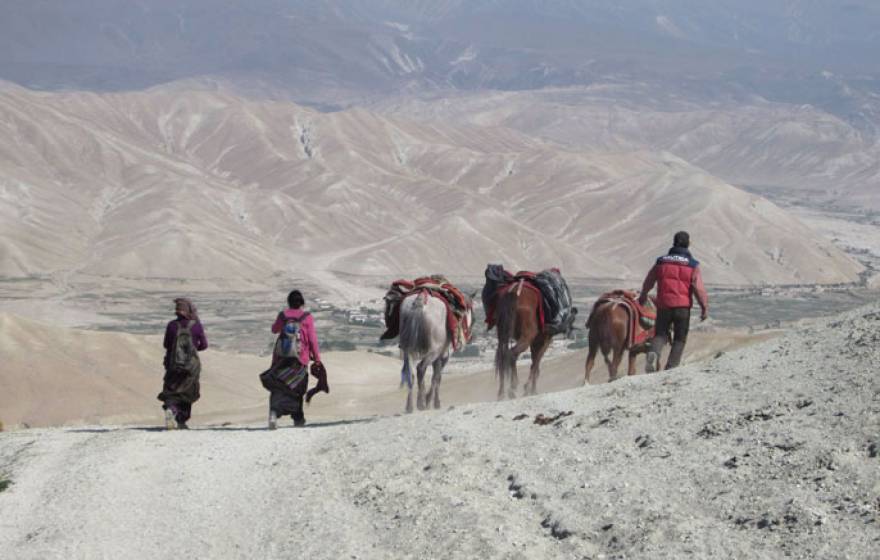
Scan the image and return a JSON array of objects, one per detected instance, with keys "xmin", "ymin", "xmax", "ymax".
[
  {"xmin": 494, "ymin": 284, "xmax": 553, "ymax": 398},
  {"xmin": 583, "ymin": 301, "xmax": 650, "ymax": 384}
]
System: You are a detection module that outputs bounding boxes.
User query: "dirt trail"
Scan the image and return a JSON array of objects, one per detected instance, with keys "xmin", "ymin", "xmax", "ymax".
[{"xmin": 1, "ymin": 306, "xmax": 877, "ymax": 559}]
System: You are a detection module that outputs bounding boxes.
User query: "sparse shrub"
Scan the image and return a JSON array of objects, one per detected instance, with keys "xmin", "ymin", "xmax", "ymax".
[{"xmin": 0, "ymin": 475, "xmax": 10, "ymax": 493}]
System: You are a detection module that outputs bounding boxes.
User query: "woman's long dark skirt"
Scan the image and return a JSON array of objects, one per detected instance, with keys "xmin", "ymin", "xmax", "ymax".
[
  {"xmin": 157, "ymin": 360, "xmax": 201, "ymax": 423},
  {"xmin": 262, "ymin": 359, "xmax": 308, "ymax": 423}
]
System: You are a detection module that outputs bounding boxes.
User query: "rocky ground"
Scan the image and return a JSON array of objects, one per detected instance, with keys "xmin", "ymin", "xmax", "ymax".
[{"xmin": 0, "ymin": 303, "xmax": 878, "ymax": 559}]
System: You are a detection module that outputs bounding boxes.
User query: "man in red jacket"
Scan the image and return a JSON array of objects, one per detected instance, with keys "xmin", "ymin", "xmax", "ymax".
[{"xmin": 638, "ymin": 231, "xmax": 709, "ymax": 372}]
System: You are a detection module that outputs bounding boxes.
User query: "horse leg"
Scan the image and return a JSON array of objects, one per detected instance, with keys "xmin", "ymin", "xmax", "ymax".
[
  {"xmin": 496, "ymin": 342, "xmax": 520, "ymax": 400},
  {"xmin": 425, "ymin": 355, "xmax": 434, "ymax": 404},
  {"xmin": 584, "ymin": 348, "xmax": 597, "ymax": 385},
  {"xmin": 400, "ymin": 352, "xmax": 409, "ymax": 389},
  {"xmin": 404, "ymin": 352, "xmax": 414, "ymax": 413},
  {"xmin": 584, "ymin": 337, "xmax": 598, "ymax": 385},
  {"xmin": 508, "ymin": 349, "xmax": 519, "ymax": 400},
  {"xmin": 527, "ymin": 335, "xmax": 552, "ymax": 396},
  {"xmin": 416, "ymin": 359, "xmax": 429, "ymax": 411},
  {"xmin": 603, "ymin": 351, "xmax": 613, "ymax": 376},
  {"xmin": 429, "ymin": 355, "xmax": 446, "ymax": 409},
  {"xmin": 627, "ymin": 342, "xmax": 646, "ymax": 376},
  {"xmin": 509, "ymin": 335, "xmax": 534, "ymax": 399},
  {"xmin": 497, "ymin": 344, "xmax": 506, "ymax": 400},
  {"xmin": 608, "ymin": 345, "xmax": 624, "ymax": 382}
]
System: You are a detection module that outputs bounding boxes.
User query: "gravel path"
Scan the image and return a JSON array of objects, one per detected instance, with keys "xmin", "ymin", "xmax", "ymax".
[{"xmin": 1, "ymin": 304, "xmax": 878, "ymax": 559}]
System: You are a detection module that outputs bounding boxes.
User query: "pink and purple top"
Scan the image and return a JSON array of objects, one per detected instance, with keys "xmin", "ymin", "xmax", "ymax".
[{"xmin": 271, "ymin": 308, "xmax": 321, "ymax": 364}]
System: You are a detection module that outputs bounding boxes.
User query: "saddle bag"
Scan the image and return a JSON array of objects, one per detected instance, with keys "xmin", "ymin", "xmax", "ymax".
[
  {"xmin": 638, "ymin": 298, "xmax": 656, "ymax": 330},
  {"xmin": 534, "ymin": 268, "xmax": 578, "ymax": 336}
]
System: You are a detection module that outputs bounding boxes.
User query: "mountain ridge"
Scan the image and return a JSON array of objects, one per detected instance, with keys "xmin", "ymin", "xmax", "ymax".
[
  {"xmin": 376, "ymin": 85, "xmax": 880, "ymax": 211},
  {"xmin": 0, "ymin": 84, "xmax": 863, "ymax": 286}
]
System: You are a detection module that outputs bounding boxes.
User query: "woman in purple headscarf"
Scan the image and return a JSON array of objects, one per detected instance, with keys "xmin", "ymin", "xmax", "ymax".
[{"xmin": 157, "ymin": 298, "xmax": 208, "ymax": 429}]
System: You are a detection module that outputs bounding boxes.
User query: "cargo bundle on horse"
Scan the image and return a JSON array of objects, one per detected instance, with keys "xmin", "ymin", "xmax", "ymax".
[
  {"xmin": 381, "ymin": 275, "xmax": 473, "ymax": 413},
  {"xmin": 481, "ymin": 264, "xmax": 578, "ymax": 399},
  {"xmin": 583, "ymin": 289, "xmax": 656, "ymax": 383}
]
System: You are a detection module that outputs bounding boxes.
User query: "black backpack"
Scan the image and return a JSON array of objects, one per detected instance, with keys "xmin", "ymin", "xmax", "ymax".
[{"xmin": 534, "ymin": 269, "xmax": 578, "ymax": 336}]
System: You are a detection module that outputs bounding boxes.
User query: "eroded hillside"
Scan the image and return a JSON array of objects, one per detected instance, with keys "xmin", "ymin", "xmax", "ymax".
[{"xmin": 0, "ymin": 84, "xmax": 861, "ymax": 286}]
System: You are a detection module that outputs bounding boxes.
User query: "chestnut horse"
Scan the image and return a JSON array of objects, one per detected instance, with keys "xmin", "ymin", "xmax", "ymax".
[
  {"xmin": 493, "ymin": 285, "xmax": 553, "ymax": 398},
  {"xmin": 583, "ymin": 301, "xmax": 650, "ymax": 383}
]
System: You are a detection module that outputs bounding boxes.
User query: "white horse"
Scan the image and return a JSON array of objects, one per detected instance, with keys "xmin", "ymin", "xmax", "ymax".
[{"xmin": 399, "ymin": 291, "xmax": 472, "ymax": 413}]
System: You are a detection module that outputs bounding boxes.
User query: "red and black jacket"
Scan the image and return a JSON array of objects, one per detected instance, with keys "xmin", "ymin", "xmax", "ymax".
[{"xmin": 641, "ymin": 247, "xmax": 709, "ymax": 312}]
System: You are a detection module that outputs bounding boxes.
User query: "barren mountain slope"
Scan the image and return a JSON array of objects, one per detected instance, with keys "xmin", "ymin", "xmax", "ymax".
[
  {"xmin": 0, "ymin": 311, "xmax": 263, "ymax": 427},
  {"xmin": 0, "ymin": 303, "xmax": 877, "ymax": 559},
  {"xmin": 379, "ymin": 86, "xmax": 880, "ymax": 210},
  {"xmin": 0, "ymin": 83, "xmax": 861, "ymax": 285}
]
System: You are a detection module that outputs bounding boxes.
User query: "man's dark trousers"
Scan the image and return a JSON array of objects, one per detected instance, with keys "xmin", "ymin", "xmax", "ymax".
[{"xmin": 651, "ymin": 307, "xmax": 691, "ymax": 369}]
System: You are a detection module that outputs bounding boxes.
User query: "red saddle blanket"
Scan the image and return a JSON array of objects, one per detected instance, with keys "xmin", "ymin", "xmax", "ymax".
[
  {"xmin": 590, "ymin": 290, "xmax": 656, "ymax": 347},
  {"xmin": 380, "ymin": 276, "xmax": 472, "ymax": 351}
]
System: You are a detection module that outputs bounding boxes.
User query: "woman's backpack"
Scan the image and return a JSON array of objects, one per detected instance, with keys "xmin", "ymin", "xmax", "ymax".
[
  {"xmin": 170, "ymin": 321, "xmax": 199, "ymax": 373},
  {"xmin": 274, "ymin": 312, "xmax": 310, "ymax": 360}
]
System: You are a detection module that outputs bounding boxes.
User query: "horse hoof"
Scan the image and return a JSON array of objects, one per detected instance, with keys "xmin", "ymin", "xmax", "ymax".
[{"xmin": 645, "ymin": 352, "xmax": 658, "ymax": 373}]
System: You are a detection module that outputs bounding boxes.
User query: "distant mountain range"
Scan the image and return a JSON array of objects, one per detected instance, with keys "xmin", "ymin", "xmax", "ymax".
[
  {"xmin": 0, "ymin": 83, "xmax": 861, "ymax": 285},
  {"xmin": 2, "ymin": 1, "xmax": 879, "ymax": 106},
  {"xmin": 377, "ymin": 85, "xmax": 880, "ymax": 211}
]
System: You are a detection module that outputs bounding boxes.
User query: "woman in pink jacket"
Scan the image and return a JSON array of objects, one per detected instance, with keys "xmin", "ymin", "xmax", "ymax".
[{"xmin": 265, "ymin": 290, "xmax": 322, "ymax": 429}]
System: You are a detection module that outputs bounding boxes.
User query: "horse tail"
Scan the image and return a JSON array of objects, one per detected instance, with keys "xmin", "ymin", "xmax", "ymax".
[
  {"xmin": 399, "ymin": 292, "xmax": 432, "ymax": 361},
  {"xmin": 494, "ymin": 290, "xmax": 518, "ymax": 379}
]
